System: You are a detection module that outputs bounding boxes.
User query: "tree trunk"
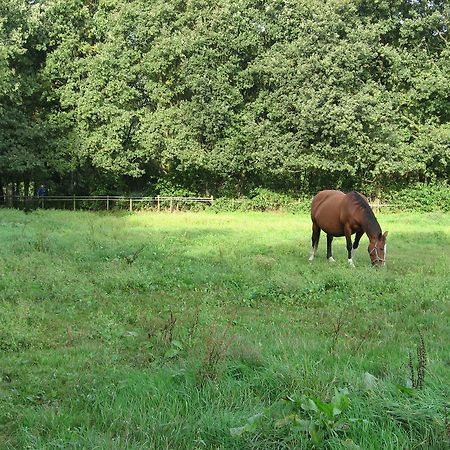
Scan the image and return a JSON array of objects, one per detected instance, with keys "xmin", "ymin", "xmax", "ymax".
[
  {"xmin": 238, "ymin": 172, "xmax": 246, "ymax": 196},
  {"xmin": 24, "ymin": 179, "xmax": 30, "ymax": 198},
  {"xmin": 13, "ymin": 181, "xmax": 19, "ymax": 208}
]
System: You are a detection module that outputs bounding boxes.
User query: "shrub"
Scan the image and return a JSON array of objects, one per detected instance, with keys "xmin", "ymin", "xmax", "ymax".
[
  {"xmin": 383, "ymin": 183, "xmax": 449, "ymax": 212},
  {"xmin": 211, "ymin": 189, "xmax": 311, "ymax": 213}
]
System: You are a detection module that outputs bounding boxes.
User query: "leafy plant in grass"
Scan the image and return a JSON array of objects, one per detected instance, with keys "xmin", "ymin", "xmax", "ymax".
[
  {"xmin": 122, "ymin": 244, "xmax": 146, "ymax": 265},
  {"xmin": 196, "ymin": 326, "xmax": 236, "ymax": 384},
  {"xmin": 231, "ymin": 389, "xmax": 356, "ymax": 446},
  {"xmin": 409, "ymin": 331, "xmax": 427, "ymax": 390},
  {"xmin": 147, "ymin": 312, "xmax": 184, "ymax": 360},
  {"xmin": 31, "ymin": 231, "xmax": 51, "ymax": 253},
  {"xmin": 396, "ymin": 330, "xmax": 428, "ymax": 395}
]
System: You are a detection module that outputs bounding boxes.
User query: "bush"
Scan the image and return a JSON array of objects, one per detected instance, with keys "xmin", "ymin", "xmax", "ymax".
[
  {"xmin": 211, "ymin": 189, "xmax": 311, "ymax": 213},
  {"xmin": 383, "ymin": 183, "xmax": 449, "ymax": 212},
  {"xmin": 248, "ymin": 188, "xmax": 293, "ymax": 211},
  {"xmin": 153, "ymin": 178, "xmax": 199, "ymax": 198}
]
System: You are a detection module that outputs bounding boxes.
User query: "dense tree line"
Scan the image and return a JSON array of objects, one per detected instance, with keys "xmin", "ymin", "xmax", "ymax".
[{"xmin": 0, "ymin": 0, "xmax": 448, "ymax": 198}]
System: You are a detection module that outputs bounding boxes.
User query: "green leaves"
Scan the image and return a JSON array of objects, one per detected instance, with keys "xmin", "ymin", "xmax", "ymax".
[
  {"xmin": 230, "ymin": 413, "xmax": 265, "ymax": 436},
  {"xmin": 395, "ymin": 384, "xmax": 417, "ymax": 397},
  {"xmin": 231, "ymin": 388, "xmax": 352, "ymax": 445},
  {"xmin": 165, "ymin": 339, "xmax": 184, "ymax": 359},
  {"xmin": 1, "ymin": 0, "xmax": 448, "ymax": 194}
]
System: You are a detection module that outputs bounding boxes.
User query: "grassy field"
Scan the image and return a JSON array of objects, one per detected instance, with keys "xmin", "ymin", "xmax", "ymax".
[{"xmin": 0, "ymin": 208, "xmax": 449, "ymax": 449}]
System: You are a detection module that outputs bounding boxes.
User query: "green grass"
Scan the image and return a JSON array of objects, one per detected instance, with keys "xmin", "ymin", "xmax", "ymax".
[{"xmin": 0, "ymin": 209, "xmax": 449, "ymax": 449}]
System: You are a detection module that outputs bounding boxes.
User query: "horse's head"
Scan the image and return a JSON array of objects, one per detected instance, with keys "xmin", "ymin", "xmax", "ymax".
[{"xmin": 368, "ymin": 231, "xmax": 388, "ymax": 267}]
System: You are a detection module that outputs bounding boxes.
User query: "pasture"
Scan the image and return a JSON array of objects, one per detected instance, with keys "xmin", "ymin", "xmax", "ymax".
[{"xmin": 0, "ymin": 209, "xmax": 449, "ymax": 449}]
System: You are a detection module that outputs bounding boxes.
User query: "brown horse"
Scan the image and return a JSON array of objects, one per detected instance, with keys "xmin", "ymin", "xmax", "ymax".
[{"xmin": 309, "ymin": 190, "xmax": 388, "ymax": 267}]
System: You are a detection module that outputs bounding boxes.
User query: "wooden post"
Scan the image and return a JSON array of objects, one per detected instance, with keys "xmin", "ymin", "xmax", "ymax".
[
  {"xmin": 157, "ymin": 195, "xmax": 160, "ymax": 211},
  {"xmin": 170, "ymin": 197, "xmax": 173, "ymax": 213},
  {"xmin": 210, "ymin": 195, "xmax": 214, "ymax": 204},
  {"xmin": 129, "ymin": 197, "xmax": 133, "ymax": 212},
  {"xmin": 73, "ymin": 194, "xmax": 76, "ymax": 211},
  {"xmin": 373, "ymin": 197, "xmax": 380, "ymax": 213},
  {"xmin": 106, "ymin": 195, "xmax": 110, "ymax": 211}
]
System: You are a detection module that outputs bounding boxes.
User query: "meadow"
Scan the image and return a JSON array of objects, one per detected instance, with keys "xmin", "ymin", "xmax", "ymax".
[{"xmin": 0, "ymin": 208, "xmax": 449, "ymax": 449}]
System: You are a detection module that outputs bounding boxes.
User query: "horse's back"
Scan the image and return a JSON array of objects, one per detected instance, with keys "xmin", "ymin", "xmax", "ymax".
[
  {"xmin": 311, "ymin": 190, "xmax": 346, "ymax": 236},
  {"xmin": 311, "ymin": 190, "xmax": 345, "ymax": 218}
]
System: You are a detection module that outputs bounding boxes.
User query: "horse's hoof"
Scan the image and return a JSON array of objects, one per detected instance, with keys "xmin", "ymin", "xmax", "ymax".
[
  {"xmin": 328, "ymin": 257, "xmax": 335, "ymax": 263},
  {"xmin": 348, "ymin": 259, "xmax": 355, "ymax": 267}
]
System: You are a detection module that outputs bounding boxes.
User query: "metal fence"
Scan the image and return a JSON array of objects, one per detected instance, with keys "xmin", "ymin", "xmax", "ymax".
[{"xmin": 0, "ymin": 195, "xmax": 215, "ymax": 212}]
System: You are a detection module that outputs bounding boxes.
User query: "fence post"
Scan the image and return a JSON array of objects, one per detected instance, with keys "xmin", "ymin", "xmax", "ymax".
[
  {"xmin": 73, "ymin": 194, "xmax": 76, "ymax": 211},
  {"xmin": 373, "ymin": 198, "xmax": 380, "ymax": 213},
  {"xmin": 170, "ymin": 197, "xmax": 173, "ymax": 213},
  {"xmin": 210, "ymin": 195, "xmax": 214, "ymax": 204},
  {"xmin": 106, "ymin": 195, "xmax": 110, "ymax": 211},
  {"xmin": 129, "ymin": 197, "xmax": 133, "ymax": 212},
  {"xmin": 157, "ymin": 195, "xmax": 160, "ymax": 211}
]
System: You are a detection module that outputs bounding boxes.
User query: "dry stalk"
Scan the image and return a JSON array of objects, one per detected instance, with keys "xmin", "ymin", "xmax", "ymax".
[
  {"xmin": 161, "ymin": 311, "xmax": 177, "ymax": 344},
  {"xmin": 408, "ymin": 329, "xmax": 427, "ymax": 389},
  {"xmin": 187, "ymin": 309, "xmax": 200, "ymax": 344},
  {"xmin": 197, "ymin": 326, "xmax": 236, "ymax": 383},
  {"xmin": 329, "ymin": 310, "xmax": 345, "ymax": 353},
  {"xmin": 125, "ymin": 244, "xmax": 146, "ymax": 264},
  {"xmin": 416, "ymin": 329, "xmax": 427, "ymax": 389}
]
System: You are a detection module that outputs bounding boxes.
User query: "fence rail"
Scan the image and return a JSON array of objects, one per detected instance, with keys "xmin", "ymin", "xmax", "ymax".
[
  {"xmin": 1, "ymin": 195, "xmax": 215, "ymax": 212},
  {"xmin": 0, "ymin": 195, "xmax": 392, "ymax": 212}
]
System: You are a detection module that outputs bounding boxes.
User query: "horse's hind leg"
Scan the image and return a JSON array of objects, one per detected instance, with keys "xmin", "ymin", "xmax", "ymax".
[
  {"xmin": 309, "ymin": 222, "xmax": 321, "ymax": 261},
  {"xmin": 344, "ymin": 226, "xmax": 355, "ymax": 266},
  {"xmin": 327, "ymin": 234, "xmax": 335, "ymax": 262}
]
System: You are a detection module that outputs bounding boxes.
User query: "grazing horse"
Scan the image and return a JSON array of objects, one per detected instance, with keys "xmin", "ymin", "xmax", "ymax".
[{"xmin": 309, "ymin": 190, "xmax": 388, "ymax": 267}]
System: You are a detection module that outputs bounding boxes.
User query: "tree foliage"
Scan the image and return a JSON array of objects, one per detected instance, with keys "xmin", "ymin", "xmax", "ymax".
[{"xmin": 1, "ymin": 0, "xmax": 449, "ymax": 196}]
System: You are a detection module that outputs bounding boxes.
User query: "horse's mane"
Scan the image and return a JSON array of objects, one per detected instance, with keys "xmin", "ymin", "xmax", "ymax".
[
  {"xmin": 347, "ymin": 191, "xmax": 381, "ymax": 235},
  {"xmin": 349, "ymin": 191, "xmax": 372, "ymax": 213}
]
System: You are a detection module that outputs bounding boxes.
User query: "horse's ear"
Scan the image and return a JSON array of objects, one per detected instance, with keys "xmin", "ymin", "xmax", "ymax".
[{"xmin": 383, "ymin": 231, "xmax": 388, "ymax": 239}]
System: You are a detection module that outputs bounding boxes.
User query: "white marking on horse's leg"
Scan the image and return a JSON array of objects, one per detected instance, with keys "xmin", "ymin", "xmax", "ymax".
[
  {"xmin": 309, "ymin": 247, "xmax": 316, "ymax": 261},
  {"xmin": 328, "ymin": 256, "xmax": 335, "ymax": 262},
  {"xmin": 348, "ymin": 258, "xmax": 355, "ymax": 267}
]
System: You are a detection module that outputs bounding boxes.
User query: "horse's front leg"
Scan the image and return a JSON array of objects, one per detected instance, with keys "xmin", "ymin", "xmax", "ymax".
[
  {"xmin": 352, "ymin": 231, "xmax": 364, "ymax": 260},
  {"xmin": 344, "ymin": 227, "xmax": 354, "ymax": 266}
]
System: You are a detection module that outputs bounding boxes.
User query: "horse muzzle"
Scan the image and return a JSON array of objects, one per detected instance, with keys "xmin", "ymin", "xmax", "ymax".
[{"xmin": 372, "ymin": 260, "xmax": 385, "ymax": 268}]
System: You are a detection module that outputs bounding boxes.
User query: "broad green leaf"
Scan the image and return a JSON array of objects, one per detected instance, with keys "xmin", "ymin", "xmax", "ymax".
[{"xmin": 396, "ymin": 384, "xmax": 417, "ymax": 396}]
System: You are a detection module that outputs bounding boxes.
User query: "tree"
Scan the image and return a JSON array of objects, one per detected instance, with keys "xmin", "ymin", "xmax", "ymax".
[{"xmin": 1, "ymin": 0, "xmax": 448, "ymax": 197}]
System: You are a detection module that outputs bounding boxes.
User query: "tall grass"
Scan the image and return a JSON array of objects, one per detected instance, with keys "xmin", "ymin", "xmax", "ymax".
[{"xmin": 0, "ymin": 209, "xmax": 449, "ymax": 449}]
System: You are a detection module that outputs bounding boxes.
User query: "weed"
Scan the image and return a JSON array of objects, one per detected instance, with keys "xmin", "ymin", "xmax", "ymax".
[
  {"xmin": 445, "ymin": 404, "xmax": 450, "ymax": 439},
  {"xmin": 32, "ymin": 231, "xmax": 50, "ymax": 252},
  {"xmin": 197, "ymin": 326, "xmax": 236, "ymax": 384},
  {"xmin": 352, "ymin": 326, "xmax": 374, "ymax": 353},
  {"xmin": 66, "ymin": 326, "xmax": 74, "ymax": 347},
  {"xmin": 231, "ymin": 389, "xmax": 358, "ymax": 446},
  {"xmin": 161, "ymin": 311, "xmax": 177, "ymax": 344},
  {"xmin": 145, "ymin": 312, "xmax": 183, "ymax": 359},
  {"xmin": 329, "ymin": 310, "xmax": 345, "ymax": 353},
  {"xmin": 187, "ymin": 309, "xmax": 200, "ymax": 346},
  {"xmin": 408, "ymin": 330, "xmax": 427, "ymax": 389},
  {"xmin": 123, "ymin": 244, "xmax": 146, "ymax": 264}
]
